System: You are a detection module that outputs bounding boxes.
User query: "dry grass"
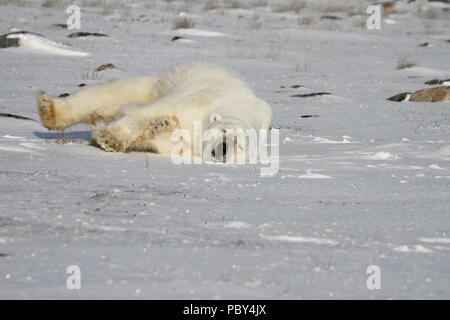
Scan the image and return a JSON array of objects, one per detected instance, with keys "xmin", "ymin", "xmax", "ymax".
[
  {"xmin": 225, "ymin": 37, "xmax": 288, "ymax": 61},
  {"xmin": 204, "ymin": 0, "xmax": 268, "ymax": 11},
  {"xmin": 176, "ymin": 1, "xmax": 195, "ymax": 13},
  {"xmin": 1, "ymin": 0, "xmax": 48, "ymax": 6},
  {"xmin": 396, "ymin": 54, "xmax": 416, "ymax": 70},
  {"xmin": 162, "ymin": 0, "xmax": 194, "ymax": 13},
  {"xmin": 316, "ymin": 3, "xmax": 363, "ymax": 17},
  {"xmin": 353, "ymin": 16, "xmax": 367, "ymax": 30},
  {"xmin": 97, "ymin": 0, "xmax": 132, "ymax": 16},
  {"xmin": 295, "ymin": 63, "xmax": 309, "ymax": 73},
  {"xmin": 423, "ymin": 21, "xmax": 443, "ymax": 35},
  {"xmin": 248, "ymin": 14, "xmax": 263, "ymax": 29},
  {"xmin": 55, "ymin": 130, "xmax": 86, "ymax": 145},
  {"xmin": 264, "ymin": 37, "xmax": 289, "ymax": 61},
  {"xmin": 81, "ymin": 67, "xmax": 104, "ymax": 81},
  {"xmin": 252, "ymin": 0, "xmax": 268, "ymax": 7},
  {"xmin": 41, "ymin": 0, "xmax": 60, "ymax": 7},
  {"xmin": 346, "ymin": 6, "xmax": 364, "ymax": 17},
  {"xmin": 229, "ymin": 0, "xmax": 244, "ymax": 9},
  {"xmin": 264, "ymin": 42, "xmax": 286, "ymax": 61},
  {"xmin": 320, "ymin": 21, "xmax": 343, "ymax": 32},
  {"xmin": 203, "ymin": 0, "xmax": 221, "ymax": 11},
  {"xmin": 172, "ymin": 16, "xmax": 195, "ymax": 30},
  {"xmin": 298, "ymin": 16, "xmax": 315, "ymax": 26},
  {"xmin": 417, "ymin": 7, "xmax": 440, "ymax": 19},
  {"xmin": 381, "ymin": 2, "xmax": 408, "ymax": 16},
  {"xmin": 273, "ymin": 1, "xmax": 307, "ymax": 13}
]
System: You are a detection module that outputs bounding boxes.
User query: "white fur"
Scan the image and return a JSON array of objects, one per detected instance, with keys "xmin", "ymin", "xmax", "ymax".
[{"xmin": 38, "ymin": 63, "xmax": 272, "ymax": 161}]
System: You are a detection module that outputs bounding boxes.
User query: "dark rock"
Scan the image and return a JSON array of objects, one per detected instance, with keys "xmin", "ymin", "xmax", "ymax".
[
  {"xmin": 0, "ymin": 112, "xmax": 35, "ymax": 121},
  {"xmin": 410, "ymin": 86, "xmax": 450, "ymax": 102},
  {"xmin": 424, "ymin": 78, "xmax": 450, "ymax": 85},
  {"xmin": 300, "ymin": 115, "xmax": 319, "ymax": 118},
  {"xmin": 52, "ymin": 23, "xmax": 68, "ymax": 29},
  {"xmin": 419, "ymin": 42, "xmax": 429, "ymax": 47},
  {"xmin": 387, "ymin": 92, "xmax": 411, "ymax": 102},
  {"xmin": 291, "ymin": 92, "xmax": 330, "ymax": 98},
  {"xmin": 68, "ymin": 32, "xmax": 108, "ymax": 38},
  {"xmin": 388, "ymin": 87, "xmax": 450, "ymax": 102},
  {"xmin": 0, "ymin": 34, "xmax": 20, "ymax": 48},
  {"xmin": 0, "ymin": 31, "xmax": 44, "ymax": 48},
  {"xmin": 321, "ymin": 15, "xmax": 342, "ymax": 20},
  {"xmin": 171, "ymin": 36, "xmax": 184, "ymax": 41},
  {"xmin": 95, "ymin": 63, "xmax": 117, "ymax": 72}
]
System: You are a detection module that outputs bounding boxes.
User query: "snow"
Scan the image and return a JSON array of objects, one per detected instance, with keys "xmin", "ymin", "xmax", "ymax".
[
  {"xmin": 363, "ymin": 152, "xmax": 400, "ymax": 160},
  {"xmin": 224, "ymin": 221, "xmax": 252, "ymax": 229},
  {"xmin": 312, "ymin": 136, "xmax": 353, "ymax": 144},
  {"xmin": 404, "ymin": 66, "xmax": 449, "ymax": 77},
  {"xmin": 5, "ymin": 32, "xmax": 90, "ymax": 56},
  {"xmin": 262, "ymin": 235, "xmax": 339, "ymax": 246},
  {"xmin": 420, "ymin": 237, "xmax": 450, "ymax": 244},
  {"xmin": 174, "ymin": 28, "xmax": 230, "ymax": 38},
  {"xmin": 297, "ymin": 170, "xmax": 332, "ymax": 179},
  {"xmin": 0, "ymin": 0, "xmax": 449, "ymax": 299},
  {"xmin": 393, "ymin": 245, "xmax": 433, "ymax": 253}
]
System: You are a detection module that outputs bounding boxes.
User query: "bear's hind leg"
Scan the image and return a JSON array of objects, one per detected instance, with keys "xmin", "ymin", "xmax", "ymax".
[{"xmin": 38, "ymin": 76, "xmax": 161, "ymax": 130}]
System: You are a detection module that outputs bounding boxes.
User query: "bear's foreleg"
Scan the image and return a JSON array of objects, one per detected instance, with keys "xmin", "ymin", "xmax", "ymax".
[{"xmin": 92, "ymin": 114, "xmax": 179, "ymax": 152}]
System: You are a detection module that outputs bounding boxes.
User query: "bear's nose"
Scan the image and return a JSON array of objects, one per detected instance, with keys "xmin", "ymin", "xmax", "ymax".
[{"xmin": 211, "ymin": 142, "xmax": 228, "ymax": 162}]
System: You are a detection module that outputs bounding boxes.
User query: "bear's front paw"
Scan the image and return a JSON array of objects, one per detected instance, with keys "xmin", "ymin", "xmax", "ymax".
[
  {"xmin": 92, "ymin": 121, "xmax": 129, "ymax": 153},
  {"xmin": 93, "ymin": 129, "xmax": 127, "ymax": 152},
  {"xmin": 143, "ymin": 116, "xmax": 179, "ymax": 139}
]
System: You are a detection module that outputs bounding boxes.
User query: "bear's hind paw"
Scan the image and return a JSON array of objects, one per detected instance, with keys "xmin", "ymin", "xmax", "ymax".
[{"xmin": 37, "ymin": 91, "xmax": 60, "ymax": 130}]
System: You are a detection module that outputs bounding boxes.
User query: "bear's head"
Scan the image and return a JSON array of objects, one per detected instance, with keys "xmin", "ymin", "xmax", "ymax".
[{"xmin": 203, "ymin": 113, "xmax": 257, "ymax": 163}]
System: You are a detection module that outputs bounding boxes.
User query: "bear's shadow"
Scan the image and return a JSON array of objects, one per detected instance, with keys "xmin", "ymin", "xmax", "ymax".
[{"xmin": 33, "ymin": 131, "xmax": 92, "ymax": 142}]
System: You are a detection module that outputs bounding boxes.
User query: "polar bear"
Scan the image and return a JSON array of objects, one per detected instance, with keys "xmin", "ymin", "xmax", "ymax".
[{"xmin": 37, "ymin": 63, "xmax": 272, "ymax": 162}]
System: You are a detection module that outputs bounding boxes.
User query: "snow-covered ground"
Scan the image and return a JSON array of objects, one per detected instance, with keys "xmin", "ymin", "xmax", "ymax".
[{"xmin": 0, "ymin": 0, "xmax": 449, "ymax": 299}]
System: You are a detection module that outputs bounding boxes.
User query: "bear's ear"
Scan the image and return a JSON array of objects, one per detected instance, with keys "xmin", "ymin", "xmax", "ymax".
[{"xmin": 209, "ymin": 113, "xmax": 222, "ymax": 123}]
